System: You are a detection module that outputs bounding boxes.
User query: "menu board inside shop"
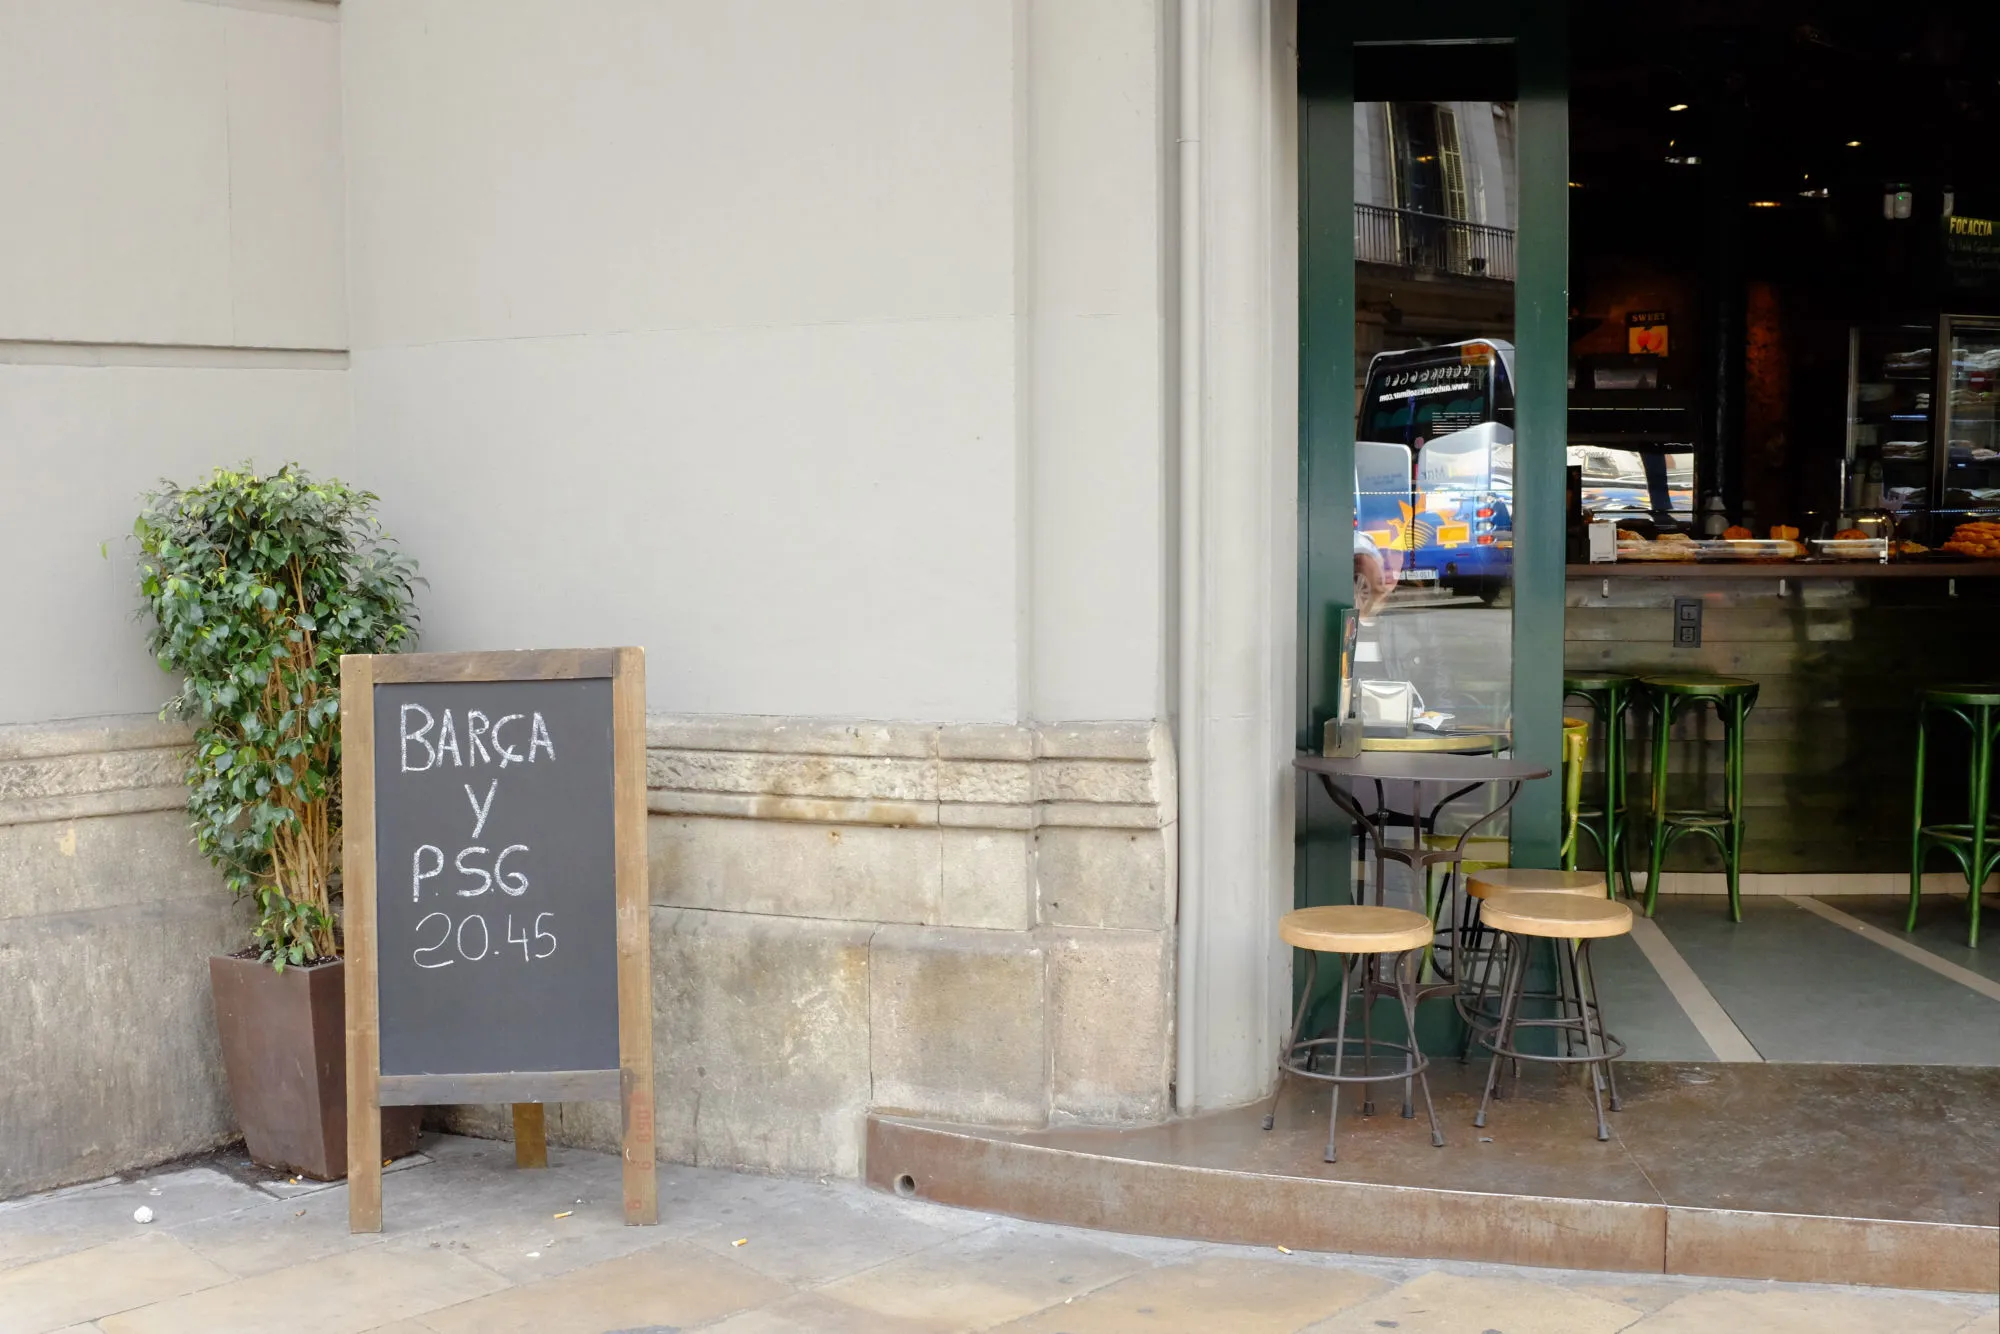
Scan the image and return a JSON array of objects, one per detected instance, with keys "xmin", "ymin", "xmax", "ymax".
[{"xmin": 1946, "ymin": 215, "xmax": 2000, "ymax": 291}]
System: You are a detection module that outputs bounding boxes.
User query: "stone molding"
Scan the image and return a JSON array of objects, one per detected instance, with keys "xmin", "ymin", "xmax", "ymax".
[
  {"xmin": 0, "ymin": 714, "xmax": 191, "ymax": 828},
  {"xmin": 0, "ymin": 712, "xmax": 1177, "ymax": 835},
  {"xmin": 647, "ymin": 715, "xmax": 1174, "ymax": 833}
]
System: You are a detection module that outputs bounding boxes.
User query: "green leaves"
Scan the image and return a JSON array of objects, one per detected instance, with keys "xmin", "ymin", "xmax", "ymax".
[{"xmin": 135, "ymin": 463, "xmax": 420, "ymax": 970}]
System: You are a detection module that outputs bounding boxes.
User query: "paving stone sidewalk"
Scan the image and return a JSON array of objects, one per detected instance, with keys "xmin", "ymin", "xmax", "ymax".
[{"xmin": 1, "ymin": 1134, "xmax": 1993, "ymax": 1333}]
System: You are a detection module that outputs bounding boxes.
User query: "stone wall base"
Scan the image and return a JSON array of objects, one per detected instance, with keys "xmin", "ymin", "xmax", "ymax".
[
  {"xmin": 434, "ymin": 715, "xmax": 1178, "ymax": 1177},
  {"xmin": 6, "ymin": 713, "xmax": 1176, "ymax": 1194},
  {"xmin": 0, "ymin": 718, "xmax": 245, "ymax": 1198}
]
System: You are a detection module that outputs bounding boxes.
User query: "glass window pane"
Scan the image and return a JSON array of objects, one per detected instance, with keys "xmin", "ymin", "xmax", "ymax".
[{"xmin": 1352, "ymin": 99, "xmax": 1517, "ymax": 742}]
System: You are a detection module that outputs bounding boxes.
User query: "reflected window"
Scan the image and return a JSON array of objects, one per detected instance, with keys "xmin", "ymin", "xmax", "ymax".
[
  {"xmin": 1349, "ymin": 101, "xmax": 1517, "ymax": 745},
  {"xmin": 1565, "ymin": 446, "xmax": 1695, "ymax": 522}
]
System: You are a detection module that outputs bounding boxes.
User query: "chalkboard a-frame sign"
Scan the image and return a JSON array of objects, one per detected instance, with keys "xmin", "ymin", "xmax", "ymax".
[{"xmin": 341, "ymin": 648, "xmax": 656, "ymax": 1231}]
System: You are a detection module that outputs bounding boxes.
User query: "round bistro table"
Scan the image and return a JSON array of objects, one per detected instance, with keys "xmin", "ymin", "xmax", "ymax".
[{"xmin": 1295, "ymin": 750, "xmax": 1553, "ymax": 989}]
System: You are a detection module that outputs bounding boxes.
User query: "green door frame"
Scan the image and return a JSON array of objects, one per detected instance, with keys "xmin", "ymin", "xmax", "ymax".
[
  {"xmin": 1512, "ymin": 10, "xmax": 1571, "ymax": 868},
  {"xmin": 1295, "ymin": 39, "xmax": 1356, "ymax": 914},
  {"xmin": 1297, "ymin": 4, "xmax": 1571, "ymax": 894}
]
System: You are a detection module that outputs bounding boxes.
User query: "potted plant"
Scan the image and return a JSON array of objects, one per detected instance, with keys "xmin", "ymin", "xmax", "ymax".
[{"xmin": 137, "ymin": 464, "xmax": 424, "ymax": 1179}]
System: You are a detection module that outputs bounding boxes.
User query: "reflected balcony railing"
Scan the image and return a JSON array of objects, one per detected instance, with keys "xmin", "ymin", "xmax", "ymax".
[{"xmin": 1356, "ymin": 203, "xmax": 1516, "ymax": 282}]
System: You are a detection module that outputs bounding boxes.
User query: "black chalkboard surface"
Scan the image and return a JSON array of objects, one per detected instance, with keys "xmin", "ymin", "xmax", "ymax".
[
  {"xmin": 342, "ymin": 647, "xmax": 655, "ymax": 1233},
  {"xmin": 372, "ymin": 678, "xmax": 619, "ymax": 1077}
]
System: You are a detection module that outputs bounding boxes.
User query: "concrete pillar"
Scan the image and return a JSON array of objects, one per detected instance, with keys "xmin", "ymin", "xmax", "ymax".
[{"xmin": 1173, "ymin": 0, "xmax": 1299, "ymax": 1113}]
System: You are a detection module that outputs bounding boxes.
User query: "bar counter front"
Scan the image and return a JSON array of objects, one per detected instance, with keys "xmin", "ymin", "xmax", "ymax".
[{"xmin": 1565, "ymin": 559, "xmax": 2000, "ymax": 876}]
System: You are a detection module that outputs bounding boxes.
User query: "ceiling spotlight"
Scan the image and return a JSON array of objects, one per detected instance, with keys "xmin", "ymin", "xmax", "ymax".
[
  {"xmin": 1846, "ymin": 140, "xmax": 1862, "ymax": 148},
  {"xmin": 1750, "ymin": 200, "xmax": 1781, "ymax": 208},
  {"xmin": 1669, "ymin": 103, "xmax": 1689, "ymax": 111}
]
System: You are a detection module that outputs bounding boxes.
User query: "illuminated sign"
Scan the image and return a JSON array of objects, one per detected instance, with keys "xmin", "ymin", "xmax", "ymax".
[
  {"xmin": 1626, "ymin": 310, "xmax": 1670, "ymax": 357},
  {"xmin": 1946, "ymin": 217, "xmax": 2000, "ymax": 289}
]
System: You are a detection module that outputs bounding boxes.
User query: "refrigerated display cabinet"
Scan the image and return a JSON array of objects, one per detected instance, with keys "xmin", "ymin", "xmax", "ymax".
[{"xmin": 1937, "ymin": 315, "xmax": 2000, "ymax": 538}]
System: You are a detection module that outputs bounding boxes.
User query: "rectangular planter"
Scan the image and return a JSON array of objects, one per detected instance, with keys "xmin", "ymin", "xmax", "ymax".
[{"xmin": 209, "ymin": 954, "xmax": 420, "ymax": 1180}]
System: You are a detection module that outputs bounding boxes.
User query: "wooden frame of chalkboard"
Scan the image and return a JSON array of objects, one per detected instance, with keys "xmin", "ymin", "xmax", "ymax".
[{"xmin": 340, "ymin": 647, "xmax": 656, "ymax": 1232}]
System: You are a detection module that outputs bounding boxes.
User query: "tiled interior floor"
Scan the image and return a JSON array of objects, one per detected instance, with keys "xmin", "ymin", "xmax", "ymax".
[
  {"xmin": 1597, "ymin": 894, "xmax": 2000, "ymax": 1065},
  {"xmin": 1354, "ymin": 835, "xmax": 2000, "ymax": 1065}
]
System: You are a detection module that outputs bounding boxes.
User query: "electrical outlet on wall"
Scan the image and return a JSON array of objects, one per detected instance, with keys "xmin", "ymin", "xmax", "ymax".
[{"xmin": 1674, "ymin": 597, "xmax": 1702, "ymax": 648}]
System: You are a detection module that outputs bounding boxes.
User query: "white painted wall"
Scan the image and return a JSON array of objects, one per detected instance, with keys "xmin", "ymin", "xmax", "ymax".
[
  {"xmin": 0, "ymin": 0, "xmax": 345, "ymax": 349},
  {"xmin": 4, "ymin": 0, "xmax": 1170, "ymax": 730},
  {"xmin": 5, "ymin": 365, "xmax": 352, "ymax": 727},
  {"xmin": 343, "ymin": 0, "xmax": 1168, "ymax": 723},
  {"xmin": 0, "ymin": 0, "xmax": 348, "ymax": 726},
  {"xmin": 1026, "ymin": 0, "xmax": 1170, "ymax": 724}
]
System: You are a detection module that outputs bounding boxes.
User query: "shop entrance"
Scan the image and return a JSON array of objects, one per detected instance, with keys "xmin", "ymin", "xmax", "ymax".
[
  {"xmin": 1301, "ymin": 3, "xmax": 2000, "ymax": 1069},
  {"xmin": 1294, "ymin": 8, "xmax": 1571, "ymax": 1052},
  {"xmin": 871, "ymin": 3, "xmax": 2000, "ymax": 1291},
  {"xmin": 1278, "ymin": 0, "xmax": 1999, "ymax": 1280}
]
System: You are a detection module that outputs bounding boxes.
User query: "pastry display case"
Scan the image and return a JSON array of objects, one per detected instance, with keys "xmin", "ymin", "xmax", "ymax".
[
  {"xmin": 1843, "ymin": 324, "xmax": 1937, "ymax": 540},
  {"xmin": 1844, "ymin": 317, "xmax": 2000, "ymax": 545}
]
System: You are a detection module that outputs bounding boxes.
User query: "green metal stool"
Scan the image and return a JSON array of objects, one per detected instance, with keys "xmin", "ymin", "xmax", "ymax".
[
  {"xmin": 1639, "ymin": 675, "xmax": 1759, "ymax": 922},
  {"xmin": 1910, "ymin": 685, "xmax": 2000, "ymax": 947},
  {"xmin": 1562, "ymin": 673, "xmax": 1637, "ymax": 897}
]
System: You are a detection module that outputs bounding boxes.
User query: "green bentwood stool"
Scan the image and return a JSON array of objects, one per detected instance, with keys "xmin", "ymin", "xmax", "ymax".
[
  {"xmin": 1563, "ymin": 674, "xmax": 1638, "ymax": 896},
  {"xmin": 1911, "ymin": 686, "xmax": 2000, "ymax": 947},
  {"xmin": 1640, "ymin": 675, "xmax": 1759, "ymax": 922}
]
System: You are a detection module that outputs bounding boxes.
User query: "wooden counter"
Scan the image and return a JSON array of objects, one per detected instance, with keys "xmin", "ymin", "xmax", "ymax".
[
  {"xmin": 1569, "ymin": 561, "xmax": 2000, "ymax": 579},
  {"xmin": 1564, "ymin": 569, "xmax": 2000, "ymax": 874}
]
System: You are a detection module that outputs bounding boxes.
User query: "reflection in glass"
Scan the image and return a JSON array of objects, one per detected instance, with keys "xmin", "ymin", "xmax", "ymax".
[
  {"xmin": 1348, "ymin": 99, "xmax": 1519, "ymax": 909},
  {"xmin": 1351, "ymin": 101, "xmax": 1517, "ymax": 741},
  {"xmin": 1566, "ymin": 445, "xmax": 1695, "ymax": 522}
]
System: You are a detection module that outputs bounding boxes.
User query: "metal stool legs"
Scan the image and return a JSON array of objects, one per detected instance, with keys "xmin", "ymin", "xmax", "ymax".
[
  {"xmin": 1643, "ymin": 683, "xmax": 1756, "ymax": 922},
  {"xmin": 1910, "ymin": 691, "xmax": 2000, "ymax": 947},
  {"xmin": 1474, "ymin": 933, "xmax": 1627, "ymax": 1142},
  {"xmin": 1563, "ymin": 677, "xmax": 1635, "ymax": 898},
  {"xmin": 1264, "ymin": 947, "xmax": 1445, "ymax": 1162}
]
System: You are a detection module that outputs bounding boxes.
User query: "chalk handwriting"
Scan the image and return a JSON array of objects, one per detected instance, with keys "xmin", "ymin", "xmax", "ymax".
[
  {"xmin": 454, "ymin": 845, "xmax": 491, "ymax": 896},
  {"xmin": 491, "ymin": 714, "xmax": 525, "ymax": 766},
  {"xmin": 413, "ymin": 911, "xmax": 452, "ymax": 967},
  {"xmin": 466, "ymin": 710, "xmax": 493, "ymax": 766},
  {"xmin": 412, "ymin": 844, "xmax": 443, "ymax": 901},
  {"xmin": 410, "ymin": 910, "xmax": 557, "ymax": 968},
  {"xmin": 495, "ymin": 844, "xmax": 530, "ymax": 896},
  {"xmin": 399, "ymin": 704, "xmax": 434, "ymax": 772},
  {"xmin": 435, "ymin": 709, "xmax": 461, "ymax": 767},
  {"xmin": 464, "ymin": 780, "xmax": 497, "ymax": 838},
  {"xmin": 398, "ymin": 705, "xmax": 557, "ymax": 771}
]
